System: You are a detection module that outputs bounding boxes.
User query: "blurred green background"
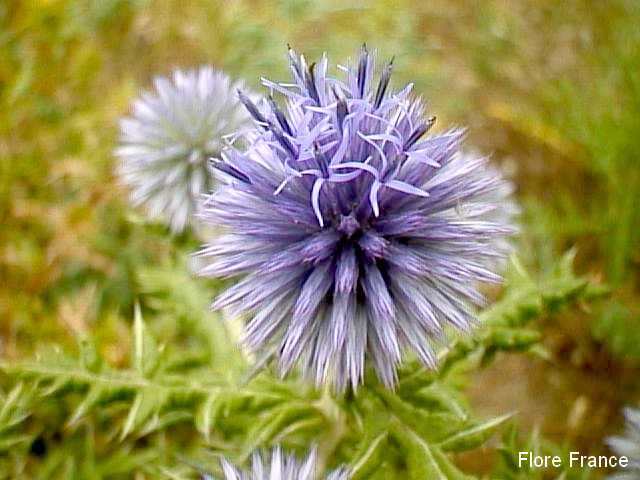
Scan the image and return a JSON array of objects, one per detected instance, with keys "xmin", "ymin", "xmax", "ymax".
[{"xmin": 1, "ymin": 0, "xmax": 639, "ymax": 478}]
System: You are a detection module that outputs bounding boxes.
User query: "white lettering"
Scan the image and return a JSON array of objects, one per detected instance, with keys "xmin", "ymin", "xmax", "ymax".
[
  {"xmin": 569, "ymin": 451, "xmax": 580, "ymax": 467},
  {"xmin": 520, "ymin": 451, "xmax": 627, "ymax": 470},
  {"xmin": 518, "ymin": 452, "xmax": 562, "ymax": 468},
  {"xmin": 569, "ymin": 453, "xmax": 630, "ymax": 468},
  {"xmin": 518, "ymin": 452, "xmax": 529, "ymax": 468}
]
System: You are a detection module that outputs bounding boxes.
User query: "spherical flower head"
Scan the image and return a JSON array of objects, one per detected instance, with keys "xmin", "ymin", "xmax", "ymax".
[
  {"xmin": 607, "ymin": 407, "xmax": 640, "ymax": 478},
  {"xmin": 197, "ymin": 46, "xmax": 517, "ymax": 391},
  {"xmin": 116, "ymin": 67, "xmax": 253, "ymax": 233},
  {"xmin": 213, "ymin": 447, "xmax": 348, "ymax": 480}
]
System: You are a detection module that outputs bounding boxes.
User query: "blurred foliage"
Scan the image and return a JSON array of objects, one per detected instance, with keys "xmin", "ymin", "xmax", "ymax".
[
  {"xmin": 1, "ymin": 0, "xmax": 639, "ymax": 478},
  {"xmin": 439, "ymin": 0, "xmax": 640, "ymax": 357}
]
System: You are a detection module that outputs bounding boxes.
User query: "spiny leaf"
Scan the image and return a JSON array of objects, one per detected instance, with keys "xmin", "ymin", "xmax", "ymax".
[
  {"xmin": 393, "ymin": 420, "xmax": 476, "ymax": 480},
  {"xmin": 0, "ymin": 383, "xmax": 33, "ymax": 453},
  {"xmin": 138, "ymin": 410, "xmax": 192, "ymax": 437},
  {"xmin": 67, "ymin": 384, "xmax": 106, "ymax": 427},
  {"xmin": 438, "ymin": 412, "xmax": 515, "ymax": 452},
  {"xmin": 406, "ymin": 383, "xmax": 468, "ymax": 421},
  {"xmin": 240, "ymin": 402, "xmax": 324, "ymax": 458},
  {"xmin": 0, "ymin": 351, "xmax": 287, "ymax": 443},
  {"xmin": 195, "ymin": 392, "xmax": 220, "ymax": 440},
  {"xmin": 272, "ymin": 416, "xmax": 325, "ymax": 444},
  {"xmin": 349, "ymin": 430, "xmax": 388, "ymax": 480},
  {"xmin": 0, "ymin": 383, "xmax": 28, "ymax": 424},
  {"xmin": 121, "ymin": 387, "xmax": 169, "ymax": 439},
  {"xmin": 133, "ymin": 302, "xmax": 161, "ymax": 377},
  {"xmin": 376, "ymin": 388, "xmax": 464, "ymax": 444}
]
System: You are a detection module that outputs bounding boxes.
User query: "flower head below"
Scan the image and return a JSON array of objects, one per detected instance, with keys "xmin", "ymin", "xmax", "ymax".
[
  {"xmin": 116, "ymin": 67, "xmax": 252, "ymax": 233},
  {"xmin": 607, "ymin": 407, "xmax": 640, "ymax": 478},
  {"xmin": 197, "ymin": 45, "xmax": 518, "ymax": 391},
  {"xmin": 201, "ymin": 447, "xmax": 348, "ymax": 480}
]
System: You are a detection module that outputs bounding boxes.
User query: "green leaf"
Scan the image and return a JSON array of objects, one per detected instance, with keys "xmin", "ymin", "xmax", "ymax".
[
  {"xmin": 195, "ymin": 392, "xmax": 220, "ymax": 440},
  {"xmin": 79, "ymin": 339, "xmax": 103, "ymax": 373},
  {"xmin": 121, "ymin": 387, "xmax": 169, "ymax": 439},
  {"xmin": 409, "ymin": 383, "xmax": 468, "ymax": 421},
  {"xmin": 132, "ymin": 302, "xmax": 160, "ymax": 377},
  {"xmin": 349, "ymin": 431, "xmax": 388, "ymax": 479},
  {"xmin": 67, "ymin": 384, "xmax": 106, "ymax": 427},
  {"xmin": 487, "ymin": 328, "xmax": 541, "ymax": 350},
  {"xmin": 240, "ymin": 402, "xmax": 323, "ymax": 458},
  {"xmin": 0, "ymin": 433, "xmax": 33, "ymax": 452},
  {"xmin": 391, "ymin": 420, "xmax": 473, "ymax": 480},
  {"xmin": 377, "ymin": 388, "xmax": 464, "ymax": 443},
  {"xmin": 438, "ymin": 412, "xmax": 514, "ymax": 452}
]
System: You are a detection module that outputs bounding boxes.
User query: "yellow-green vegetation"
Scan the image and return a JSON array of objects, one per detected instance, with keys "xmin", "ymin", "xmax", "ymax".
[{"xmin": 1, "ymin": 0, "xmax": 639, "ymax": 478}]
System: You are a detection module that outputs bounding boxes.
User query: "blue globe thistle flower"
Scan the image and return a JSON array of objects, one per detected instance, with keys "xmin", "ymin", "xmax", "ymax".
[
  {"xmin": 210, "ymin": 447, "xmax": 348, "ymax": 480},
  {"xmin": 197, "ymin": 46, "xmax": 517, "ymax": 390},
  {"xmin": 607, "ymin": 407, "xmax": 640, "ymax": 479},
  {"xmin": 116, "ymin": 67, "xmax": 253, "ymax": 233}
]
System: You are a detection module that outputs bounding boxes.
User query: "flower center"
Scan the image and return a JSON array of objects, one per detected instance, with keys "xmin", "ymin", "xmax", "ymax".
[{"xmin": 336, "ymin": 213, "xmax": 360, "ymax": 238}]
